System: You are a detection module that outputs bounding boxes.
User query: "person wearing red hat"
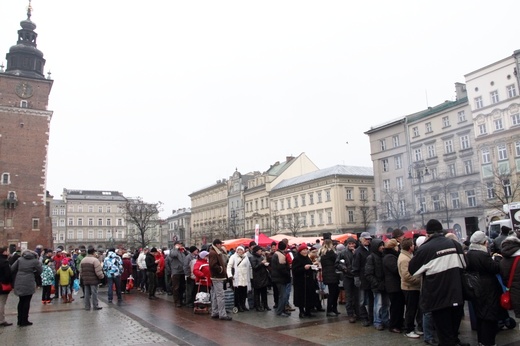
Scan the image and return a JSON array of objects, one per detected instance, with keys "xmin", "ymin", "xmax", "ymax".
[
  {"xmin": 57, "ymin": 258, "xmax": 74, "ymax": 303},
  {"xmin": 292, "ymin": 243, "xmax": 317, "ymax": 318}
]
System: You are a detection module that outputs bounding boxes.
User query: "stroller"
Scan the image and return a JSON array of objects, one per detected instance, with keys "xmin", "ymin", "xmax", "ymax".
[{"xmin": 193, "ymin": 278, "xmax": 211, "ymax": 314}]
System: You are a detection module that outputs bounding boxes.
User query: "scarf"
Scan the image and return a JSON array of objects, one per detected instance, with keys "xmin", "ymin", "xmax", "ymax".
[{"xmin": 468, "ymin": 243, "xmax": 488, "ymax": 253}]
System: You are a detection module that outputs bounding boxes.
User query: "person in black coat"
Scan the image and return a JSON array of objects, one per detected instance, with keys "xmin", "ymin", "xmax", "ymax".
[
  {"xmin": 145, "ymin": 248, "xmax": 159, "ymax": 299},
  {"xmin": 318, "ymin": 239, "xmax": 340, "ymax": 316},
  {"xmin": 466, "ymin": 231, "xmax": 502, "ymax": 346},
  {"xmin": 250, "ymin": 246, "xmax": 270, "ymax": 311},
  {"xmin": 382, "ymin": 239, "xmax": 404, "ymax": 333},
  {"xmin": 352, "ymin": 232, "xmax": 373, "ymax": 326},
  {"xmin": 365, "ymin": 239, "xmax": 389, "ymax": 330},
  {"xmin": 0, "ymin": 246, "xmax": 13, "ymax": 326},
  {"xmin": 292, "ymin": 243, "xmax": 317, "ymax": 318}
]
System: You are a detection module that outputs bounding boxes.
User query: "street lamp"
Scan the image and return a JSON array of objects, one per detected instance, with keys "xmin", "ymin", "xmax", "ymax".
[{"xmin": 408, "ymin": 165, "xmax": 430, "ymax": 229}]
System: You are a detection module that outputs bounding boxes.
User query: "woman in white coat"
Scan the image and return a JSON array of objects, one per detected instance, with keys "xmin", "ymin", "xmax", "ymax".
[{"xmin": 226, "ymin": 246, "xmax": 251, "ymax": 312}]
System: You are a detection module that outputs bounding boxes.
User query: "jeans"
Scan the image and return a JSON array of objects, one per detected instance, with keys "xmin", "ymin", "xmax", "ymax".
[
  {"xmin": 276, "ymin": 283, "xmax": 290, "ymax": 315},
  {"xmin": 210, "ymin": 280, "xmax": 227, "ymax": 318},
  {"xmin": 358, "ymin": 289, "xmax": 374, "ymax": 322},
  {"xmin": 84, "ymin": 284, "xmax": 100, "ymax": 309},
  {"xmin": 107, "ymin": 276, "xmax": 122, "ymax": 302},
  {"xmin": 423, "ymin": 311, "xmax": 436, "ymax": 342},
  {"xmin": 372, "ymin": 291, "xmax": 389, "ymax": 327},
  {"xmin": 0, "ymin": 294, "xmax": 7, "ymax": 323}
]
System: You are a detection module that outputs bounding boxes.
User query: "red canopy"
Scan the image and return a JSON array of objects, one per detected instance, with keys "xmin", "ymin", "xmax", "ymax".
[{"xmin": 256, "ymin": 233, "xmax": 277, "ymax": 247}]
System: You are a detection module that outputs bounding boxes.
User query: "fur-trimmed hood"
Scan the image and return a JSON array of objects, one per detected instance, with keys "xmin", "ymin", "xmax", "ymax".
[{"xmin": 500, "ymin": 235, "xmax": 520, "ymax": 257}]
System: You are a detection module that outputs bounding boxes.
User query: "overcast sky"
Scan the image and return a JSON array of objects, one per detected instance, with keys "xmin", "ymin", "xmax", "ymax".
[{"xmin": 1, "ymin": 1, "xmax": 519, "ymax": 218}]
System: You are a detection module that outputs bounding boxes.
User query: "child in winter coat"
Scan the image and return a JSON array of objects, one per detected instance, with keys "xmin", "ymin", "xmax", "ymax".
[
  {"xmin": 56, "ymin": 258, "xmax": 74, "ymax": 303},
  {"xmin": 41, "ymin": 259, "xmax": 55, "ymax": 304}
]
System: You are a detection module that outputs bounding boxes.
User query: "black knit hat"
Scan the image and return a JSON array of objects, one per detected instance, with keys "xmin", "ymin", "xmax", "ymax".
[
  {"xmin": 278, "ymin": 241, "xmax": 287, "ymax": 251},
  {"xmin": 426, "ymin": 219, "xmax": 443, "ymax": 234}
]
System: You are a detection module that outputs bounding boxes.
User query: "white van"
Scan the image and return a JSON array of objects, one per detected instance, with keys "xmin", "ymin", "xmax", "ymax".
[{"xmin": 488, "ymin": 219, "xmax": 513, "ymax": 237}]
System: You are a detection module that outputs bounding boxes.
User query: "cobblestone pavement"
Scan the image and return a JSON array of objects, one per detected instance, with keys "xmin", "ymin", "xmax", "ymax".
[{"xmin": 1, "ymin": 287, "xmax": 520, "ymax": 346}]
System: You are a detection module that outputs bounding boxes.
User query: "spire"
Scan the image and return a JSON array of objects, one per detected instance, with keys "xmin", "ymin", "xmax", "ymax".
[{"xmin": 4, "ymin": 1, "xmax": 47, "ymax": 79}]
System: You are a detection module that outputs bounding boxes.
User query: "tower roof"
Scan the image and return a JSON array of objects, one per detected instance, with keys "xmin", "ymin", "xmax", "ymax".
[{"xmin": 4, "ymin": 1, "xmax": 47, "ymax": 79}]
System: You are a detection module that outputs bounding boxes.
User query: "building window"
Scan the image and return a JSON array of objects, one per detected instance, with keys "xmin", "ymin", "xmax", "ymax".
[
  {"xmin": 486, "ymin": 182, "xmax": 495, "ymax": 199},
  {"xmin": 412, "ymin": 127, "xmax": 419, "ymax": 137},
  {"xmin": 394, "ymin": 155, "xmax": 402, "ymax": 169},
  {"xmin": 325, "ymin": 190, "xmax": 331, "ymax": 202},
  {"xmin": 1, "ymin": 173, "xmax": 9, "ymax": 185},
  {"xmin": 77, "ymin": 230, "xmax": 83, "ymax": 240},
  {"xmin": 466, "ymin": 190, "xmax": 477, "ymax": 207},
  {"xmin": 494, "ymin": 118, "xmax": 503, "ymax": 131},
  {"xmin": 396, "ymin": 176, "xmax": 404, "ymax": 190},
  {"xmin": 512, "ymin": 113, "xmax": 520, "ymax": 126},
  {"xmin": 425, "ymin": 122, "xmax": 432, "ymax": 133},
  {"xmin": 106, "ymin": 218, "xmax": 112, "ymax": 226},
  {"xmin": 317, "ymin": 192, "xmax": 322, "ymax": 203},
  {"xmin": 360, "ymin": 189, "xmax": 367, "ymax": 200},
  {"xmin": 475, "ymin": 96, "xmax": 483, "ymax": 109},
  {"xmin": 380, "ymin": 139, "xmax": 386, "ymax": 151},
  {"xmin": 427, "ymin": 144, "xmax": 436, "ymax": 158},
  {"xmin": 32, "ymin": 218, "xmax": 39, "ymax": 230},
  {"xmin": 310, "ymin": 214, "xmax": 315, "ymax": 226},
  {"xmin": 392, "ymin": 135, "xmax": 399, "ymax": 147},
  {"xmin": 301, "ymin": 194, "xmax": 306, "ymax": 206},
  {"xmin": 318, "ymin": 213, "xmax": 323, "ymax": 225},
  {"xmin": 59, "ymin": 219, "xmax": 65, "ymax": 227},
  {"xmin": 507, "ymin": 84, "xmax": 517, "ymax": 98},
  {"xmin": 52, "ymin": 209, "xmax": 58, "ymax": 216},
  {"xmin": 464, "ymin": 160, "xmax": 473, "ymax": 174},
  {"xmin": 68, "ymin": 218, "xmax": 73, "ymax": 226},
  {"xmin": 59, "ymin": 208, "xmax": 65, "ymax": 216},
  {"xmin": 382, "ymin": 159, "xmax": 389, "ymax": 172},
  {"xmin": 309, "ymin": 193, "xmax": 314, "ymax": 205},
  {"xmin": 451, "ymin": 192, "xmax": 460, "ymax": 209},
  {"xmin": 294, "ymin": 196, "xmax": 298, "ymax": 207},
  {"xmin": 98, "ymin": 206, "xmax": 103, "ymax": 213},
  {"xmin": 348, "ymin": 210, "xmax": 354, "ymax": 223},
  {"xmin": 77, "ymin": 218, "xmax": 83, "ymax": 226},
  {"xmin": 458, "ymin": 110, "xmax": 466, "ymax": 122},
  {"xmin": 498, "ymin": 144, "xmax": 508, "ymax": 160},
  {"xmin": 448, "ymin": 163, "xmax": 456, "ymax": 177},
  {"xmin": 482, "ymin": 149, "xmax": 491, "ymax": 164},
  {"xmin": 442, "ymin": 116, "xmax": 450, "ymax": 127},
  {"xmin": 444, "ymin": 140, "xmax": 454, "ymax": 154},
  {"xmin": 97, "ymin": 218, "xmax": 103, "ymax": 226},
  {"xmin": 68, "ymin": 230, "xmax": 74, "ymax": 240},
  {"xmin": 88, "ymin": 218, "xmax": 93, "ymax": 226},
  {"xmin": 516, "ymin": 141, "xmax": 520, "ymax": 157},
  {"xmin": 117, "ymin": 218, "xmax": 123, "ymax": 226},
  {"xmin": 460, "ymin": 135, "xmax": 470, "ymax": 150},
  {"xmin": 345, "ymin": 188, "xmax": 353, "ymax": 200},
  {"xmin": 287, "ymin": 198, "xmax": 291, "ymax": 209},
  {"xmin": 327, "ymin": 211, "xmax": 332, "ymax": 224},
  {"xmin": 88, "ymin": 205, "xmax": 93, "ymax": 213},
  {"xmin": 106, "ymin": 206, "xmax": 111, "ymax": 213},
  {"xmin": 478, "ymin": 124, "xmax": 487, "ymax": 135},
  {"xmin": 59, "ymin": 233, "xmax": 65, "ymax": 241},
  {"xmin": 414, "ymin": 148, "xmax": 422, "ymax": 161},
  {"xmin": 88, "ymin": 230, "xmax": 94, "ymax": 239},
  {"xmin": 98, "ymin": 230, "xmax": 103, "ymax": 238},
  {"xmin": 490, "ymin": 90, "xmax": 500, "ymax": 104},
  {"xmin": 383, "ymin": 179, "xmax": 390, "ymax": 192},
  {"xmin": 20, "ymin": 100, "xmax": 28, "ymax": 108},
  {"xmin": 504, "ymin": 179, "xmax": 512, "ymax": 197},
  {"xmin": 432, "ymin": 195, "xmax": 441, "ymax": 211},
  {"xmin": 430, "ymin": 167, "xmax": 437, "ymax": 180}
]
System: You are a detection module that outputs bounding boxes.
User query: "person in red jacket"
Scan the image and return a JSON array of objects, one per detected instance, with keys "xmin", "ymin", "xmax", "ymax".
[
  {"xmin": 121, "ymin": 253, "xmax": 133, "ymax": 294},
  {"xmin": 52, "ymin": 249, "xmax": 65, "ymax": 299},
  {"xmin": 193, "ymin": 251, "xmax": 211, "ymax": 293},
  {"xmin": 155, "ymin": 250, "xmax": 165, "ymax": 294}
]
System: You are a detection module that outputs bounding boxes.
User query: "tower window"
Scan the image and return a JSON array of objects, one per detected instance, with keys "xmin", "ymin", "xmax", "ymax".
[
  {"xmin": 20, "ymin": 100, "xmax": 28, "ymax": 108},
  {"xmin": 1, "ymin": 173, "xmax": 9, "ymax": 185}
]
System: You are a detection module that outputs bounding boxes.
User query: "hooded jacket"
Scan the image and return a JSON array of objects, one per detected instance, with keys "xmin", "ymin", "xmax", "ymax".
[
  {"xmin": 166, "ymin": 247, "xmax": 186, "ymax": 277},
  {"xmin": 57, "ymin": 264, "xmax": 74, "ymax": 286},
  {"xmin": 80, "ymin": 255, "xmax": 104, "ymax": 285},
  {"xmin": 382, "ymin": 247, "xmax": 401, "ymax": 293},
  {"xmin": 352, "ymin": 241, "xmax": 372, "ymax": 290},
  {"xmin": 364, "ymin": 240, "xmax": 385, "ymax": 292},
  {"xmin": 409, "ymin": 233, "xmax": 465, "ymax": 312},
  {"xmin": 103, "ymin": 251, "xmax": 123, "ymax": 278},
  {"xmin": 11, "ymin": 250, "xmax": 42, "ymax": 296},
  {"xmin": 499, "ymin": 235, "xmax": 520, "ymax": 317},
  {"xmin": 0, "ymin": 253, "xmax": 12, "ymax": 294}
]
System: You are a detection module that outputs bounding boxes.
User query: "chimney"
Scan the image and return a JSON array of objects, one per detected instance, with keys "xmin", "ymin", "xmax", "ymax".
[
  {"xmin": 455, "ymin": 82, "xmax": 467, "ymax": 100},
  {"xmin": 286, "ymin": 156, "xmax": 295, "ymax": 162}
]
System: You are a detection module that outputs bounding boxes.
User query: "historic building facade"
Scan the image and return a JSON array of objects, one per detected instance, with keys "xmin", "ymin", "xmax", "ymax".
[
  {"xmin": 0, "ymin": 8, "xmax": 54, "ymax": 252},
  {"xmin": 465, "ymin": 51, "xmax": 520, "ymax": 223},
  {"xmin": 165, "ymin": 207, "xmax": 191, "ymax": 247}
]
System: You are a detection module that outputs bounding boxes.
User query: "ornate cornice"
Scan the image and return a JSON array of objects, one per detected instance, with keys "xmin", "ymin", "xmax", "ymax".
[{"xmin": 0, "ymin": 105, "xmax": 52, "ymax": 118}]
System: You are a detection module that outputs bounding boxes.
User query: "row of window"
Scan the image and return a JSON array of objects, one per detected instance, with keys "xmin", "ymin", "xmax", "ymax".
[
  {"xmin": 54, "ymin": 229, "xmax": 125, "ymax": 241},
  {"xmin": 0, "ymin": 217, "xmax": 39, "ymax": 229},
  {"xmin": 477, "ymin": 113, "xmax": 520, "ymax": 136},
  {"xmin": 62, "ymin": 205, "xmax": 119, "ymax": 214},
  {"xmin": 481, "ymin": 141, "xmax": 520, "ymax": 163},
  {"xmin": 380, "ymin": 135, "xmax": 401, "ymax": 151},
  {"xmin": 272, "ymin": 190, "xmax": 333, "ymax": 211},
  {"xmin": 474, "ymin": 84, "xmax": 517, "ymax": 110},
  {"xmin": 52, "ymin": 217, "xmax": 124, "ymax": 227}
]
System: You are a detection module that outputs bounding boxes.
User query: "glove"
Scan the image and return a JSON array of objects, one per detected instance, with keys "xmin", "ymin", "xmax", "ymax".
[
  {"xmin": 228, "ymin": 277, "xmax": 234, "ymax": 286},
  {"xmin": 354, "ymin": 277, "xmax": 361, "ymax": 288}
]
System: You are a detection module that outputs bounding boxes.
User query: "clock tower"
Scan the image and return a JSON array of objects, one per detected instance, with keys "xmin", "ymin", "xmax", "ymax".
[{"xmin": 0, "ymin": 2, "xmax": 54, "ymax": 252}]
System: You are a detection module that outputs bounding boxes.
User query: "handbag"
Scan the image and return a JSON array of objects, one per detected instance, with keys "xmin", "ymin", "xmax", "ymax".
[
  {"xmin": 0, "ymin": 282, "xmax": 12, "ymax": 292},
  {"xmin": 501, "ymin": 256, "xmax": 520, "ymax": 310},
  {"xmin": 461, "ymin": 270, "xmax": 481, "ymax": 300}
]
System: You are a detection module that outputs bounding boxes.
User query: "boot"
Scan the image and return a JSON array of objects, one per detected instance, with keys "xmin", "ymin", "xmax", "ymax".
[
  {"xmin": 339, "ymin": 290, "xmax": 346, "ymax": 304},
  {"xmin": 62, "ymin": 295, "xmax": 68, "ymax": 303},
  {"xmin": 68, "ymin": 294, "xmax": 74, "ymax": 302}
]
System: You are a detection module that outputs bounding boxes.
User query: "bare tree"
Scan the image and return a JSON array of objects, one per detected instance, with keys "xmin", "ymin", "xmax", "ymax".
[
  {"xmin": 285, "ymin": 209, "xmax": 304, "ymax": 237},
  {"xmin": 359, "ymin": 197, "xmax": 376, "ymax": 232},
  {"xmin": 121, "ymin": 197, "xmax": 163, "ymax": 249},
  {"xmin": 270, "ymin": 209, "xmax": 281, "ymax": 236},
  {"xmin": 379, "ymin": 189, "xmax": 410, "ymax": 230},
  {"xmin": 482, "ymin": 166, "xmax": 520, "ymax": 215}
]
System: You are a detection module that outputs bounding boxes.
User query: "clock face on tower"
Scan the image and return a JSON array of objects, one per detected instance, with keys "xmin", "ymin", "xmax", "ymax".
[{"xmin": 15, "ymin": 82, "xmax": 33, "ymax": 98}]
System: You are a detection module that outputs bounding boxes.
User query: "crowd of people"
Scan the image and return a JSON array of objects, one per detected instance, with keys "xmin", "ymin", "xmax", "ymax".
[{"xmin": 1, "ymin": 219, "xmax": 520, "ymax": 346}]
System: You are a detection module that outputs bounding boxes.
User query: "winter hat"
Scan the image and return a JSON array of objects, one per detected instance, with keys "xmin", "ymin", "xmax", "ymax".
[
  {"xmin": 470, "ymin": 231, "xmax": 487, "ymax": 245},
  {"xmin": 189, "ymin": 246, "xmax": 198, "ymax": 253},
  {"xmin": 278, "ymin": 241, "xmax": 287, "ymax": 251},
  {"xmin": 345, "ymin": 237, "xmax": 357, "ymax": 245},
  {"xmin": 252, "ymin": 245, "xmax": 263, "ymax": 253},
  {"xmin": 62, "ymin": 258, "xmax": 69, "ymax": 265},
  {"xmin": 236, "ymin": 246, "xmax": 245, "ymax": 252},
  {"xmin": 502, "ymin": 226, "xmax": 513, "ymax": 234},
  {"xmin": 426, "ymin": 219, "xmax": 443, "ymax": 234},
  {"xmin": 336, "ymin": 244, "xmax": 345, "ymax": 251},
  {"xmin": 298, "ymin": 243, "xmax": 308, "ymax": 252},
  {"xmin": 199, "ymin": 251, "xmax": 209, "ymax": 259},
  {"xmin": 385, "ymin": 239, "xmax": 398, "ymax": 249},
  {"xmin": 416, "ymin": 236, "xmax": 426, "ymax": 248}
]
